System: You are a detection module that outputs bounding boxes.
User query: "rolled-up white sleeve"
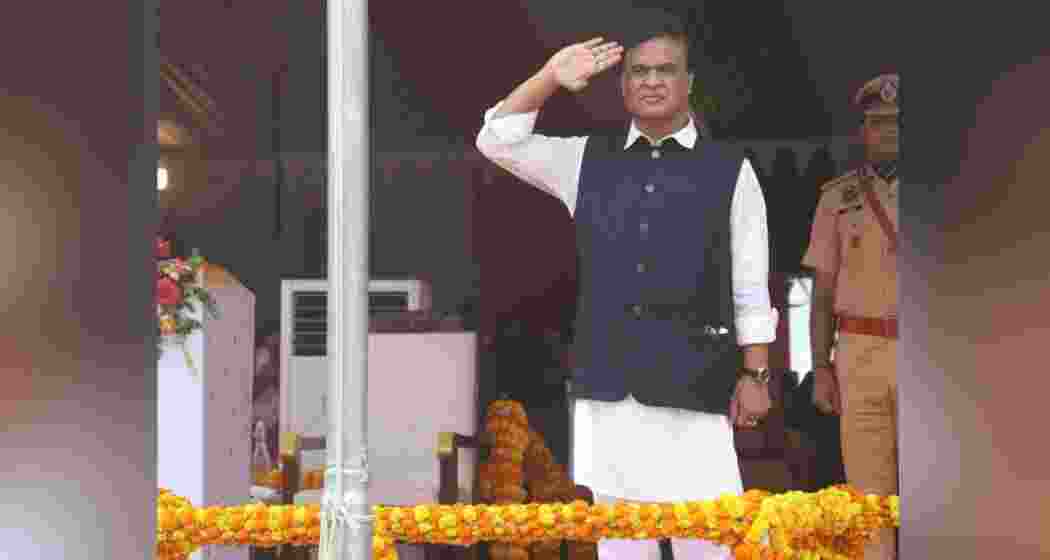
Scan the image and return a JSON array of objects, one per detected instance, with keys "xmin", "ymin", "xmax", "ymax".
[
  {"xmin": 730, "ymin": 158, "xmax": 779, "ymax": 345},
  {"xmin": 475, "ymin": 101, "xmax": 587, "ymax": 214}
]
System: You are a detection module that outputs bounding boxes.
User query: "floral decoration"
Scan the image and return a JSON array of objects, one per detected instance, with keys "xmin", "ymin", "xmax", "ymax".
[
  {"xmin": 156, "ymin": 486, "xmax": 898, "ymax": 560},
  {"xmin": 523, "ymin": 426, "xmax": 595, "ymax": 560},
  {"xmin": 159, "ymin": 398, "xmax": 898, "ymax": 559},
  {"xmin": 479, "ymin": 400, "xmax": 530, "ymax": 560},
  {"xmin": 155, "ymin": 237, "xmax": 218, "ymax": 373}
]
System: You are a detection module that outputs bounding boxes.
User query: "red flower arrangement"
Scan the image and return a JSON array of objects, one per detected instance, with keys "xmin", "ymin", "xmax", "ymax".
[
  {"xmin": 155, "ymin": 237, "xmax": 172, "ymax": 259},
  {"xmin": 156, "ymin": 237, "xmax": 219, "ymax": 355}
]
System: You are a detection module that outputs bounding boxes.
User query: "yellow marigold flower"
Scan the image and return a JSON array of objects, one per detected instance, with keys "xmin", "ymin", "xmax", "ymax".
[
  {"xmin": 745, "ymin": 517, "xmax": 769, "ymax": 543},
  {"xmin": 722, "ymin": 496, "xmax": 746, "ymax": 519},
  {"xmin": 292, "ymin": 506, "xmax": 308, "ymax": 528},
  {"xmin": 414, "ymin": 505, "xmax": 431, "ymax": 523},
  {"xmin": 176, "ymin": 507, "xmax": 195, "ymax": 528},
  {"xmin": 463, "ymin": 505, "xmax": 479, "ymax": 523},
  {"xmin": 158, "ymin": 509, "xmax": 177, "ymax": 531},
  {"xmin": 439, "ymin": 513, "xmax": 458, "ymax": 529}
]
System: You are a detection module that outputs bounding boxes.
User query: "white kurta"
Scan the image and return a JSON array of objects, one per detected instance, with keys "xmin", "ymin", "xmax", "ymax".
[
  {"xmin": 476, "ymin": 103, "xmax": 778, "ymax": 505},
  {"xmin": 573, "ymin": 395, "xmax": 743, "ymax": 503}
]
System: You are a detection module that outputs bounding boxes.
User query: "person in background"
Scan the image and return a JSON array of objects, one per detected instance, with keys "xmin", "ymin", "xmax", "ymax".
[{"xmin": 803, "ymin": 74, "xmax": 899, "ymax": 559}]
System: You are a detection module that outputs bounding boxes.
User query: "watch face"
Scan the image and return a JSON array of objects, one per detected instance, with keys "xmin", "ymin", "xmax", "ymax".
[
  {"xmin": 741, "ymin": 367, "xmax": 769, "ymax": 382},
  {"xmin": 748, "ymin": 368, "xmax": 770, "ymax": 383}
]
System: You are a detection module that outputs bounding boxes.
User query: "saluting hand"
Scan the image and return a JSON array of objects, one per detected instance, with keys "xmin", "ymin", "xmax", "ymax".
[{"xmin": 546, "ymin": 37, "xmax": 624, "ymax": 92}]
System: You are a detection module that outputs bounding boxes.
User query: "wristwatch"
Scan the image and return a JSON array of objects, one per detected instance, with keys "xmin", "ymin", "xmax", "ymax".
[{"xmin": 738, "ymin": 367, "xmax": 771, "ymax": 384}]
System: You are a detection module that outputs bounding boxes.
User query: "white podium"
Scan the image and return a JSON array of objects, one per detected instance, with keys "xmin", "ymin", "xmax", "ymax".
[{"xmin": 158, "ymin": 265, "xmax": 255, "ymax": 560}]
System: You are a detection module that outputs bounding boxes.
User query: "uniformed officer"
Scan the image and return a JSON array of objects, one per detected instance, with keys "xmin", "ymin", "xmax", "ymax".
[{"xmin": 803, "ymin": 74, "xmax": 899, "ymax": 559}]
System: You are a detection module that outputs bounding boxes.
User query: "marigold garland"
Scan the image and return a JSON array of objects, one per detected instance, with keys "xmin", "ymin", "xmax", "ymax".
[
  {"xmin": 157, "ymin": 487, "xmax": 898, "ymax": 560},
  {"xmin": 161, "ymin": 400, "xmax": 899, "ymax": 559},
  {"xmin": 479, "ymin": 400, "xmax": 530, "ymax": 560},
  {"xmin": 372, "ymin": 487, "xmax": 898, "ymax": 558},
  {"xmin": 523, "ymin": 427, "xmax": 596, "ymax": 560}
]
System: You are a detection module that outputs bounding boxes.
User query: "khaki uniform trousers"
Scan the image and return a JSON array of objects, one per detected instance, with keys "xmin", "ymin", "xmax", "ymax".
[{"xmin": 837, "ymin": 331, "xmax": 897, "ymax": 559}]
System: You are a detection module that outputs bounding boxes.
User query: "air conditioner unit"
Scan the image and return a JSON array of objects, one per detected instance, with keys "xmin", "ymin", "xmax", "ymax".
[
  {"xmin": 369, "ymin": 278, "xmax": 433, "ymax": 314},
  {"xmin": 279, "ymin": 278, "xmax": 431, "ymax": 435}
]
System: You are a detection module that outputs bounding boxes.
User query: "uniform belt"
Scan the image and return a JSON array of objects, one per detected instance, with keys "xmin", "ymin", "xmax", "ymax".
[{"xmin": 837, "ymin": 314, "xmax": 898, "ymax": 339}]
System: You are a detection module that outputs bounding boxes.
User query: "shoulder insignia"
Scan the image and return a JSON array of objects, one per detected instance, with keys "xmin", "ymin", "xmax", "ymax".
[
  {"xmin": 819, "ymin": 169, "xmax": 859, "ymax": 193},
  {"xmin": 841, "ymin": 182, "xmax": 861, "ymax": 205}
]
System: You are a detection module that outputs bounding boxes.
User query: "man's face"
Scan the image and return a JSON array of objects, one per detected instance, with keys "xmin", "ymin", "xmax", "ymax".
[
  {"xmin": 861, "ymin": 112, "xmax": 900, "ymax": 160},
  {"xmin": 621, "ymin": 36, "xmax": 693, "ymax": 121}
]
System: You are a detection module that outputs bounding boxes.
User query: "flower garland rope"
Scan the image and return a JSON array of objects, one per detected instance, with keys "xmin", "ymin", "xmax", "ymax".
[
  {"xmin": 155, "ymin": 486, "xmax": 898, "ymax": 560},
  {"xmin": 523, "ymin": 426, "xmax": 594, "ymax": 560},
  {"xmin": 479, "ymin": 399, "xmax": 530, "ymax": 560}
]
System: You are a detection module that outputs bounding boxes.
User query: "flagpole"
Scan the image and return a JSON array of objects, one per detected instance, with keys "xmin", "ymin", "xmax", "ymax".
[{"xmin": 320, "ymin": 0, "xmax": 371, "ymax": 558}]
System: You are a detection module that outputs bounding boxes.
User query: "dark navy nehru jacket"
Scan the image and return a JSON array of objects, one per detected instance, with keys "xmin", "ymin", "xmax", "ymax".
[{"xmin": 570, "ymin": 129, "xmax": 745, "ymax": 415}]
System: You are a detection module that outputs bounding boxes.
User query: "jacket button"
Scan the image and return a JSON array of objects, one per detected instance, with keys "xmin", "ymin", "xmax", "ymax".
[
  {"xmin": 632, "ymin": 304, "xmax": 643, "ymax": 317},
  {"xmin": 640, "ymin": 221, "xmax": 649, "ymax": 233},
  {"xmin": 644, "ymin": 183, "xmax": 655, "ymax": 193},
  {"xmin": 636, "ymin": 263, "xmax": 646, "ymax": 273},
  {"xmin": 651, "ymin": 149, "xmax": 661, "ymax": 159}
]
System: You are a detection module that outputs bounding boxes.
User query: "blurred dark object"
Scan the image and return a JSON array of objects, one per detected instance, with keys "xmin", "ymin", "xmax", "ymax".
[
  {"xmin": 767, "ymin": 147, "xmax": 804, "ymax": 274},
  {"xmin": 483, "ymin": 320, "xmax": 571, "ymax": 467},
  {"xmin": 734, "ymin": 369, "xmax": 817, "ymax": 493},
  {"xmin": 785, "ymin": 371, "xmax": 847, "ymax": 491}
]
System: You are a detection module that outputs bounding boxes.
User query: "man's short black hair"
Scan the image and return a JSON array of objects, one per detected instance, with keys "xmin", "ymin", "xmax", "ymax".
[{"xmin": 619, "ymin": 8, "xmax": 692, "ymax": 69}]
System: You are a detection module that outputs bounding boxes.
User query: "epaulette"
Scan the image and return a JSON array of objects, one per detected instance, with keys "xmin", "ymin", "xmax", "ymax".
[{"xmin": 820, "ymin": 169, "xmax": 860, "ymax": 193}]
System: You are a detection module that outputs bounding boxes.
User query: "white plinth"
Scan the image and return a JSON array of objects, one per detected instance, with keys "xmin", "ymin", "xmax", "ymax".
[{"xmin": 158, "ymin": 267, "xmax": 255, "ymax": 560}]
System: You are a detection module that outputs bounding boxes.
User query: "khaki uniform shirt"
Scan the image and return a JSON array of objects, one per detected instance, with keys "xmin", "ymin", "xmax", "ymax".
[{"xmin": 803, "ymin": 165, "xmax": 898, "ymax": 319}]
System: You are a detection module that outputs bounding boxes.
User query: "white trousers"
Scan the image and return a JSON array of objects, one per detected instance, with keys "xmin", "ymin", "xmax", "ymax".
[{"xmin": 573, "ymin": 395, "xmax": 742, "ymax": 560}]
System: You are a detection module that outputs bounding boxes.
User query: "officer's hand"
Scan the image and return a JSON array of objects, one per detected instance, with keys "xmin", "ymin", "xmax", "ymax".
[
  {"xmin": 730, "ymin": 378, "xmax": 771, "ymax": 429},
  {"xmin": 546, "ymin": 37, "xmax": 623, "ymax": 92},
  {"xmin": 812, "ymin": 365, "xmax": 841, "ymax": 416}
]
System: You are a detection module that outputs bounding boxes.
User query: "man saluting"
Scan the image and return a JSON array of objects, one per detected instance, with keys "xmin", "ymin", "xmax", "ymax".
[{"xmin": 476, "ymin": 10, "xmax": 778, "ymax": 560}]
